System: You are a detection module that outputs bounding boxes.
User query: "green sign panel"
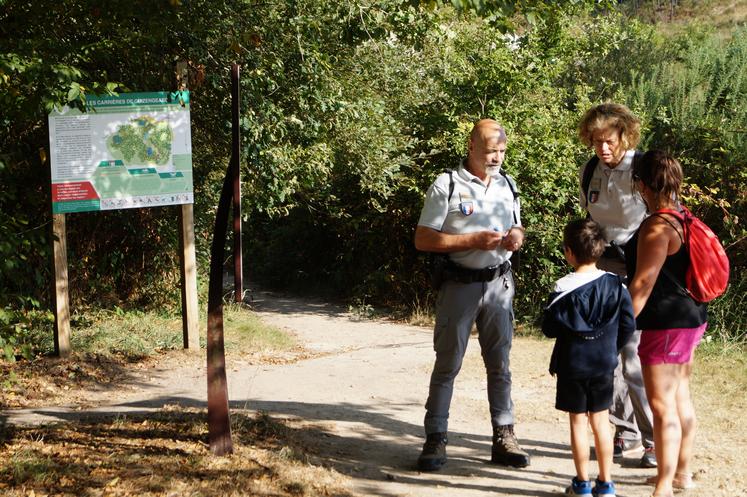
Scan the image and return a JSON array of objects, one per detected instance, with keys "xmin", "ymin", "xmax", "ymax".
[{"xmin": 48, "ymin": 91, "xmax": 193, "ymax": 213}]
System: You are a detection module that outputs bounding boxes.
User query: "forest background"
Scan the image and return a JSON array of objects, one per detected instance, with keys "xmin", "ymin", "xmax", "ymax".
[{"xmin": 1, "ymin": 0, "xmax": 746, "ymax": 359}]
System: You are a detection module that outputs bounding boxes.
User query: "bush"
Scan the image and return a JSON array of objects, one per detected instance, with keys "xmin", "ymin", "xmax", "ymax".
[{"xmin": 1, "ymin": 1, "xmax": 744, "ymax": 351}]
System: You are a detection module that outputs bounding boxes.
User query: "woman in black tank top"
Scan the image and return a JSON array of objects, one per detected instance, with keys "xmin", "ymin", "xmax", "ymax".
[{"xmin": 627, "ymin": 151, "xmax": 706, "ymax": 496}]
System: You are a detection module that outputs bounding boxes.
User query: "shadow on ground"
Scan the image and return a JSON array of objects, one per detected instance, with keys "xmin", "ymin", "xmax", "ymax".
[{"xmin": 2, "ymin": 395, "xmax": 572, "ymax": 497}]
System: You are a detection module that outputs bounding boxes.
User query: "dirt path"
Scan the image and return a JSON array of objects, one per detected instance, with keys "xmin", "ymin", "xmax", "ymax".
[{"xmin": 2, "ymin": 290, "xmax": 740, "ymax": 496}]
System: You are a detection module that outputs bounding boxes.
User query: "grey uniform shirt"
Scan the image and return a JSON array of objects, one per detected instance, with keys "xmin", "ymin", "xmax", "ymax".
[
  {"xmin": 580, "ymin": 150, "xmax": 647, "ymax": 246},
  {"xmin": 418, "ymin": 165, "xmax": 521, "ymax": 269}
]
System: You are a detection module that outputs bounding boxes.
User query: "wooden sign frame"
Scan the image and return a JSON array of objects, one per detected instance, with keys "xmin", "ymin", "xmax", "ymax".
[{"xmin": 51, "ymin": 206, "xmax": 200, "ymax": 356}]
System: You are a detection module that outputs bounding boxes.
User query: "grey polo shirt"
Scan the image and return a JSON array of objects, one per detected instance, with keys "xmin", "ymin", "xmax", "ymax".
[
  {"xmin": 418, "ymin": 166, "xmax": 521, "ymax": 269},
  {"xmin": 580, "ymin": 149, "xmax": 647, "ymax": 246}
]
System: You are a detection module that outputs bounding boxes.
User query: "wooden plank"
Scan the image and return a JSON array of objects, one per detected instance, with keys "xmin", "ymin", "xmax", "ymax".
[
  {"xmin": 52, "ymin": 213, "xmax": 71, "ymax": 357},
  {"xmin": 179, "ymin": 204, "xmax": 200, "ymax": 350}
]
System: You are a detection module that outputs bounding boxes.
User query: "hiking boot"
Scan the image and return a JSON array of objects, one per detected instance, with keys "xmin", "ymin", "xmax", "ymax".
[
  {"xmin": 612, "ymin": 437, "xmax": 641, "ymax": 460},
  {"xmin": 491, "ymin": 425, "xmax": 530, "ymax": 468},
  {"xmin": 417, "ymin": 432, "xmax": 447, "ymax": 472},
  {"xmin": 565, "ymin": 476, "xmax": 592, "ymax": 495},
  {"xmin": 639, "ymin": 446, "xmax": 657, "ymax": 468},
  {"xmin": 591, "ymin": 479, "xmax": 616, "ymax": 497}
]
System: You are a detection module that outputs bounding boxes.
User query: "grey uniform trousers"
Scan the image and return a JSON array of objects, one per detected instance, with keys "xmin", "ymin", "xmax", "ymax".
[
  {"xmin": 598, "ymin": 255, "xmax": 654, "ymax": 449},
  {"xmin": 424, "ymin": 271, "xmax": 515, "ymax": 435}
]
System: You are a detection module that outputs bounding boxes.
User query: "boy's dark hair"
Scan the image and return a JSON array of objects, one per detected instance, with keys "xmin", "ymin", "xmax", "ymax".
[{"xmin": 563, "ymin": 219, "xmax": 606, "ymax": 264}]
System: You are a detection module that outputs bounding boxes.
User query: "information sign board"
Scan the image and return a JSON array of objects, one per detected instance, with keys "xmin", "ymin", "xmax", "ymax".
[{"xmin": 48, "ymin": 91, "xmax": 193, "ymax": 213}]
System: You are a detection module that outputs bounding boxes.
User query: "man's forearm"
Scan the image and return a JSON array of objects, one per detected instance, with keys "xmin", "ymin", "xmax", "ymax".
[
  {"xmin": 415, "ymin": 225, "xmax": 505, "ymax": 252},
  {"xmin": 415, "ymin": 227, "xmax": 479, "ymax": 253}
]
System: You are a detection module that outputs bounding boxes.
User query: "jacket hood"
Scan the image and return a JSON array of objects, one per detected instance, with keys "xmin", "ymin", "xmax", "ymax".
[{"xmin": 545, "ymin": 271, "xmax": 625, "ymax": 338}]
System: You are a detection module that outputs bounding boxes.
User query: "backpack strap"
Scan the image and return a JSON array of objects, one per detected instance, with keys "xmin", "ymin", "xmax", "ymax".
[
  {"xmin": 645, "ymin": 209, "xmax": 692, "ymax": 299},
  {"xmin": 581, "ymin": 156, "xmax": 599, "ymax": 209},
  {"xmin": 444, "ymin": 168, "xmax": 455, "ymax": 202},
  {"xmin": 434, "ymin": 169, "xmax": 455, "ymax": 269},
  {"xmin": 498, "ymin": 169, "xmax": 520, "ymax": 226},
  {"xmin": 581, "ymin": 151, "xmax": 644, "ymax": 210},
  {"xmin": 649, "ymin": 210, "xmax": 686, "ymax": 244}
]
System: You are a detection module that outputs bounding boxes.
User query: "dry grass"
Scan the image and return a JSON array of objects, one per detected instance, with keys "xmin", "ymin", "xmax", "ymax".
[
  {"xmin": 0, "ymin": 305, "xmax": 302, "ymax": 410},
  {"xmin": 0, "ymin": 306, "xmax": 352, "ymax": 497},
  {"xmin": 0, "ymin": 406, "xmax": 354, "ymax": 497},
  {"xmin": 0, "ymin": 352, "xmax": 150, "ymax": 410},
  {"xmin": 625, "ymin": 0, "xmax": 747, "ymax": 36},
  {"xmin": 691, "ymin": 341, "xmax": 747, "ymax": 432}
]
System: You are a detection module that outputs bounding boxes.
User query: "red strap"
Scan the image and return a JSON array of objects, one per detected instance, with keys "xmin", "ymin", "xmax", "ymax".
[
  {"xmin": 654, "ymin": 208, "xmax": 685, "ymax": 220},
  {"xmin": 651, "ymin": 208, "xmax": 687, "ymax": 244}
]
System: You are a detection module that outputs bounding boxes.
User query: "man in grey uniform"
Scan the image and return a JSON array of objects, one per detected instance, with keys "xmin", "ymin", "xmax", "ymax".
[{"xmin": 414, "ymin": 119, "xmax": 529, "ymax": 472}]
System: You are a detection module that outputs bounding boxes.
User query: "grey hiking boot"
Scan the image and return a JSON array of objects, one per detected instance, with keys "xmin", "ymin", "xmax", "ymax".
[
  {"xmin": 639, "ymin": 446, "xmax": 657, "ymax": 468},
  {"xmin": 612, "ymin": 437, "xmax": 641, "ymax": 460},
  {"xmin": 417, "ymin": 432, "xmax": 447, "ymax": 471},
  {"xmin": 491, "ymin": 424, "xmax": 530, "ymax": 468}
]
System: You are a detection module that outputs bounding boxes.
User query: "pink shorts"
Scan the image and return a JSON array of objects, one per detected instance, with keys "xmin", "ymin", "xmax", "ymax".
[{"xmin": 638, "ymin": 323, "xmax": 707, "ymax": 365}]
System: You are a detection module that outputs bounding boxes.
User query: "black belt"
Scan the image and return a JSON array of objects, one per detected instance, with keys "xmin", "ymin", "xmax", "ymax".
[{"xmin": 444, "ymin": 260, "xmax": 511, "ymax": 284}]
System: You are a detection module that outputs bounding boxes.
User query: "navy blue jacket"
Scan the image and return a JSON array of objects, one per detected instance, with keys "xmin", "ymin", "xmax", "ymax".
[{"xmin": 542, "ymin": 272, "xmax": 635, "ymax": 379}]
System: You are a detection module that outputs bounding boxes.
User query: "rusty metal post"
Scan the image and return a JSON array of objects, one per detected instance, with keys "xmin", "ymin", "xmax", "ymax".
[
  {"xmin": 207, "ymin": 156, "xmax": 235, "ymax": 456},
  {"xmin": 231, "ymin": 63, "xmax": 243, "ymax": 302},
  {"xmin": 205, "ymin": 64, "xmax": 244, "ymax": 455}
]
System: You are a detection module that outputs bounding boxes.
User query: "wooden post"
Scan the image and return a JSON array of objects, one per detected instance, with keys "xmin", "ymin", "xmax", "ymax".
[
  {"xmin": 179, "ymin": 205, "xmax": 200, "ymax": 350},
  {"xmin": 52, "ymin": 213, "xmax": 71, "ymax": 357},
  {"xmin": 175, "ymin": 58, "xmax": 200, "ymax": 350},
  {"xmin": 231, "ymin": 63, "xmax": 243, "ymax": 302}
]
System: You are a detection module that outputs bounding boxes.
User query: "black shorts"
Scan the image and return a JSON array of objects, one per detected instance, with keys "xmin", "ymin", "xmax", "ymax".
[{"xmin": 555, "ymin": 373, "xmax": 614, "ymax": 414}]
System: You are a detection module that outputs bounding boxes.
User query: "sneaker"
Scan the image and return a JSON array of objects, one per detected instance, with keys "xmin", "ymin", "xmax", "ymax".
[
  {"xmin": 417, "ymin": 432, "xmax": 447, "ymax": 471},
  {"xmin": 490, "ymin": 425, "xmax": 530, "ymax": 468},
  {"xmin": 639, "ymin": 446, "xmax": 657, "ymax": 468},
  {"xmin": 592, "ymin": 478, "xmax": 616, "ymax": 497},
  {"xmin": 612, "ymin": 437, "xmax": 642, "ymax": 460},
  {"xmin": 565, "ymin": 476, "xmax": 592, "ymax": 495}
]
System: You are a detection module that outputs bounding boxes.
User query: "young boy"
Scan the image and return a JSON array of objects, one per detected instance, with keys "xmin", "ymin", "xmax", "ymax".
[{"xmin": 542, "ymin": 219, "xmax": 635, "ymax": 497}]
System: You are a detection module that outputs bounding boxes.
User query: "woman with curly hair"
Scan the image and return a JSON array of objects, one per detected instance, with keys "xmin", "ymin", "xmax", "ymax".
[{"xmin": 578, "ymin": 103, "xmax": 656, "ymax": 469}]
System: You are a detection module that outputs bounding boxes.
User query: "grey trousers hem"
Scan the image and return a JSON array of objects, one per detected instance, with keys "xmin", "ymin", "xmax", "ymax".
[{"xmin": 610, "ymin": 329, "xmax": 655, "ymax": 448}]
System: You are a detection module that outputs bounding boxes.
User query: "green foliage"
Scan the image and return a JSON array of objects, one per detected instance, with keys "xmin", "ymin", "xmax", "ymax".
[
  {"xmin": 448, "ymin": 0, "xmax": 615, "ymax": 31},
  {"xmin": 0, "ymin": 307, "xmax": 54, "ymax": 362},
  {"xmin": 707, "ymin": 268, "xmax": 747, "ymax": 344},
  {"xmin": 0, "ymin": 0, "xmax": 745, "ymax": 352},
  {"xmin": 628, "ymin": 27, "xmax": 747, "ymax": 241},
  {"xmin": 68, "ymin": 309, "xmax": 184, "ymax": 359}
]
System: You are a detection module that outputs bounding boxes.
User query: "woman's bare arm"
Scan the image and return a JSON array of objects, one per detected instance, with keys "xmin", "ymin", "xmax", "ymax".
[{"xmin": 628, "ymin": 217, "xmax": 680, "ymax": 316}]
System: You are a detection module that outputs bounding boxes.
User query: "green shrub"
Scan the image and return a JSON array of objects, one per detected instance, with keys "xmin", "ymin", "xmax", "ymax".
[{"xmin": 1, "ymin": 1, "xmax": 744, "ymax": 350}]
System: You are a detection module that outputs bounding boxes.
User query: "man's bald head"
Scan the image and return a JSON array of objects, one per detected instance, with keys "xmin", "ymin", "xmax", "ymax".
[
  {"xmin": 470, "ymin": 119, "xmax": 507, "ymax": 146},
  {"xmin": 466, "ymin": 119, "xmax": 508, "ymax": 180}
]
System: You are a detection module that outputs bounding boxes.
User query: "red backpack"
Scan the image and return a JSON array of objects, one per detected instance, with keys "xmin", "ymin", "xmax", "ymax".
[{"xmin": 656, "ymin": 206, "xmax": 730, "ymax": 303}]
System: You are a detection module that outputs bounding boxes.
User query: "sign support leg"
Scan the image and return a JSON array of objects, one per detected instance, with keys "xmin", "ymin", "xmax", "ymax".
[
  {"xmin": 52, "ymin": 213, "xmax": 71, "ymax": 357},
  {"xmin": 179, "ymin": 204, "xmax": 200, "ymax": 350}
]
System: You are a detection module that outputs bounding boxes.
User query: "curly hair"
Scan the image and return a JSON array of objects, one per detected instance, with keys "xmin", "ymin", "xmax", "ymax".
[{"xmin": 578, "ymin": 103, "xmax": 641, "ymax": 151}]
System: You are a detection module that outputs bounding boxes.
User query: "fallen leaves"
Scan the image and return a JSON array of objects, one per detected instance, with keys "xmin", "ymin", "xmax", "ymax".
[{"xmin": 0, "ymin": 407, "xmax": 354, "ymax": 497}]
